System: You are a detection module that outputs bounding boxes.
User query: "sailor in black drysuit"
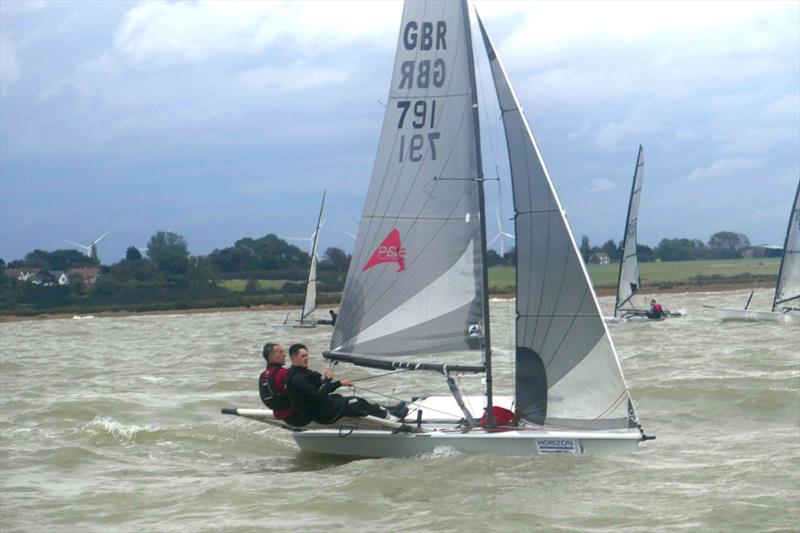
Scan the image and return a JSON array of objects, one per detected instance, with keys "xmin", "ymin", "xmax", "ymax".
[{"xmin": 285, "ymin": 343, "xmax": 407, "ymax": 425}]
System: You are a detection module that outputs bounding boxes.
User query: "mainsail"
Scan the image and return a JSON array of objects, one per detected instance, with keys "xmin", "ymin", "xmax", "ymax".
[
  {"xmin": 328, "ymin": 0, "xmax": 486, "ymax": 367},
  {"xmin": 478, "ymin": 16, "xmax": 636, "ymax": 429},
  {"xmin": 614, "ymin": 146, "xmax": 645, "ymax": 316},
  {"xmin": 774, "ymin": 179, "xmax": 800, "ymax": 311},
  {"xmin": 300, "ymin": 191, "xmax": 326, "ymax": 323}
]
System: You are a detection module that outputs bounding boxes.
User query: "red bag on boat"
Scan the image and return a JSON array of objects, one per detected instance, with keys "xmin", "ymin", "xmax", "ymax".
[{"xmin": 480, "ymin": 406, "xmax": 517, "ymax": 427}]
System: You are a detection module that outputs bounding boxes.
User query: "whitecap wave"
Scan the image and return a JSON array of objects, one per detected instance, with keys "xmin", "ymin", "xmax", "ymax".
[
  {"xmin": 416, "ymin": 445, "xmax": 463, "ymax": 459},
  {"xmin": 85, "ymin": 416, "xmax": 158, "ymax": 442}
]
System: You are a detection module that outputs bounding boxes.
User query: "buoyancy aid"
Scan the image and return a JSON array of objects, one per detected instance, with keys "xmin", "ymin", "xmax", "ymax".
[{"xmin": 259, "ymin": 365, "xmax": 292, "ymax": 411}]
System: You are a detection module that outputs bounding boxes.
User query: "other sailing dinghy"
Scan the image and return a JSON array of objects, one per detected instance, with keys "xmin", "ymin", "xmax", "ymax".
[
  {"xmin": 294, "ymin": 192, "xmax": 336, "ymax": 328},
  {"xmin": 267, "ymin": 192, "xmax": 337, "ymax": 329},
  {"xmin": 227, "ymin": 0, "xmax": 651, "ymax": 457},
  {"xmin": 606, "ymin": 146, "xmax": 682, "ymax": 323},
  {"xmin": 709, "ymin": 179, "xmax": 800, "ymax": 323}
]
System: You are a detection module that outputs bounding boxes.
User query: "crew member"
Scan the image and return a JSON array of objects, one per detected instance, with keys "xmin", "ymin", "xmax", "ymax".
[
  {"xmin": 646, "ymin": 299, "xmax": 664, "ymax": 320},
  {"xmin": 259, "ymin": 342, "xmax": 309, "ymax": 427},
  {"xmin": 285, "ymin": 343, "xmax": 408, "ymax": 425}
]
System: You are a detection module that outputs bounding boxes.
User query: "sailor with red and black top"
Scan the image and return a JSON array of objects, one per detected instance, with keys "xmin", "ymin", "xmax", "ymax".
[
  {"xmin": 647, "ymin": 299, "xmax": 664, "ymax": 319},
  {"xmin": 259, "ymin": 342, "xmax": 309, "ymax": 427}
]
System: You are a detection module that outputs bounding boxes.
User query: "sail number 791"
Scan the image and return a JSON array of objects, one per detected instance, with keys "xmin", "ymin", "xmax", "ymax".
[{"xmin": 397, "ymin": 99, "xmax": 440, "ymax": 162}]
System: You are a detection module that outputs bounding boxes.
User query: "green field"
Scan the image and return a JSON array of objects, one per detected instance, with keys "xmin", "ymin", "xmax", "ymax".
[
  {"xmin": 218, "ymin": 279, "xmax": 292, "ymax": 292},
  {"xmin": 488, "ymin": 257, "xmax": 781, "ymax": 291}
]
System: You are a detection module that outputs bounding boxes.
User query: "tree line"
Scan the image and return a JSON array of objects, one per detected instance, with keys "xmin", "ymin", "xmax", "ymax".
[
  {"xmin": 0, "ymin": 231, "xmax": 351, "ymax": 313},
  {"xmin": 579, "ymin": 231, "xmax": 753, "ymax": 263},
  {"xmin": 0, "ymin": 229, "xmax": 758, "ymax": 314}
]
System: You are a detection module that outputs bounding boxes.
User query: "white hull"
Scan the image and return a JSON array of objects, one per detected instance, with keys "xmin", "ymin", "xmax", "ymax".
[
  {"xmin": 223, "ymin": 395, "xmax": 645, "ymax": 458},
  {"xmin": 714, "ymin": 307, "xmax": 798, "ymax": 323},
  {"xmin": 293, "ymin": 427, "xmax": 641, "ymax": 458}
]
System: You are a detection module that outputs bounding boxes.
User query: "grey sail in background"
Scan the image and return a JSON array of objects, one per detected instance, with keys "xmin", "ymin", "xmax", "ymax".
[
  {"xmin": 477, "ymin": 16, "xmax": 636, "ymax": 429},
  {"xmin": 329, "ymin": 0, "xmax": 485, "ymax": 364},
  {"xmin": 301, "ymin": 192, "xmax": 325, "ymax": 322},
  {"xmin": 614, "ymin": 146, "xmax": 645, "ymax": 316},
  {"xmin": 774, "ymin": 179, "xmax": 800, "ymax": 311}
]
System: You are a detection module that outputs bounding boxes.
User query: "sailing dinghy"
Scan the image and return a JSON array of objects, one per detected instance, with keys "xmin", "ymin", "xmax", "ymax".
[
  {"xmin": 709, "ymin": 179, "xmax": 800, "ymax": 323},
  {"xmin": 227, "ymin": 0, "xmax": 651, "ymax": 457},
  {"xmin": 268, "ymin": 192, "xmax": 337, "ymax": 329},
  {"xmin": 606, "ymin": 146, "xmax": 682, "ymax": 323}
]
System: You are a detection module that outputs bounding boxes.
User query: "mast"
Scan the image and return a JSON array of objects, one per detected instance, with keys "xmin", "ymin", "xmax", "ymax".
[
  {"xmin": 614, "ymin": 145, "xmax": 643, "ymax": 317},
  {"xmin": 462, "ymin": 0, "xmax": 494, "ymax": 426},
  {"xmin": 773, "ymin": 180, "xmax": 800, "ymax": 311},
  {"xmin": 301, "ymin": 190, "xmax": 326, "ymax": 322}
]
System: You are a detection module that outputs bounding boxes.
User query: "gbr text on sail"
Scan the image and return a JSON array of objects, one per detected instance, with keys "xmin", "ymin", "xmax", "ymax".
[{"xmin": 396, "ymin": 20, "xmax": 446, "ymax": 163}]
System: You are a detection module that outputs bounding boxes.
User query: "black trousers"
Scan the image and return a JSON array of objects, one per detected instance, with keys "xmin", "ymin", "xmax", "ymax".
[{"xmin": 341, "ymin": 396, "xmax": 387, "ymax": 419}]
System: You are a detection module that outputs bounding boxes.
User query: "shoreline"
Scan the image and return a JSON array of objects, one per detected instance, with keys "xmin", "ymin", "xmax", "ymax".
[{"xmin": 0, "ymin": 281, "xmax": 773, "ymax": 323}]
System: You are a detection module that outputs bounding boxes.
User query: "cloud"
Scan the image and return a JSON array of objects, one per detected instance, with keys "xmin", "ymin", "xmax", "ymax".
[
  {"xmin": 672, "ymin": 129, "xmax": 702, "ymax": 143},
  {"xmin": 0, "ymin": 39, "xmax": 21, "ymax": 96},
  {"xmin": 237, "ymin": 63, "xmax": 351, "ymax": 93},
  {"xmin": 583, "ymin": 178, "xmax": 618, "ymax": 192},
  {"xmin": 687, "ymin": 157, "xmax": 764, "ymax": 181},
  {"xmin": 566, "ymin": 124, "xmax": 591, "ymax": 141},
  {"xmin": 112, "ymin": 0, "xmax": 400, "ymax": 67},
  {"xmin": 761, "ymin": 93, "xmax": 800, "ymax": 121},
  {"xmin": 591, "ymin": 112, "xmax": 661, "ymax": 151}
]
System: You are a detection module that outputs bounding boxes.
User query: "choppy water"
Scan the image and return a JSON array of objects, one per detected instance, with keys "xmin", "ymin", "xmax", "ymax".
[{"xmin": 1, "ymin": 289, "xmax": 798, "ymax": 532}]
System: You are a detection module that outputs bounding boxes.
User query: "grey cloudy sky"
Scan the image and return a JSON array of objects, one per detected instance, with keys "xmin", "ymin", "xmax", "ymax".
[{"xmin": 1, "ymin": 0, "xmax": 798, "ymax": 263}]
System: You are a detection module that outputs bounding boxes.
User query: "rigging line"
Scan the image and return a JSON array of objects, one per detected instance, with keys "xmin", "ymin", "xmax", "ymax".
[
  {"xmin": 473, "ymin": 33, "xmax": 504, "ymax": 193},
  {"xmin": 352, "ymin": 384, "xmax": 466, "ymax": 420},
  {"xmin": 350, "ymin": 369, "xmax": 414, "ymax": 383},
  {"xmin": 587, "ymin": 388, "xmax": 630, "ymax": 423},
  {"xmin": 387, "ymin": 92, "xmax": 472, "ymax": 100}
]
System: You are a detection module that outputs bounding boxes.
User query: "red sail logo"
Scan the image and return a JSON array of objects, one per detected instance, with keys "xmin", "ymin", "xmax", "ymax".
[{"xmin": 363, "ymin": 229, "xmax": 406, "ymax": 272}]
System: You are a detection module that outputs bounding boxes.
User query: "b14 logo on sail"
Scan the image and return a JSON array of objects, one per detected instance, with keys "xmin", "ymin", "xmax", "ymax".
[{"xmin": 363, "ymin": 229, "xmax": 406, "ymax": 272}]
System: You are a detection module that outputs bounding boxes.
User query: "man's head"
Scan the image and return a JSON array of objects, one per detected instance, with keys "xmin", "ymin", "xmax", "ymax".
[
  {"xmin": 263, "ymin": 342, "xmax": 286, "ymax": 365},
  {"xmin": 289, "ymin": 343, "xmax": 309, "ymax": 368},
  {"xmin": 650, "ymin": 299, "xmax": 656, "ymax": 305}
]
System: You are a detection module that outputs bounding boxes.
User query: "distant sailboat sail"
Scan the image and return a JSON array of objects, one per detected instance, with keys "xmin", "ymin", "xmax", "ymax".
[
  {"xmin": 614, "ymin": 146, "xmax": 645, "ymax": 317},
  {"xmin": 774, "ymin": 179, "xmax": 800, "ymax": 311},
  {"xmin": 478, "ymin": 16, "xmax": 636, "ymax": 429},
  {"xmin": 329, "ymin": 0, "xmax": 486, "ymax": 367},
  {"xmin": 300, "ymin": 191, "xmax": 326, "ymax": 323}
]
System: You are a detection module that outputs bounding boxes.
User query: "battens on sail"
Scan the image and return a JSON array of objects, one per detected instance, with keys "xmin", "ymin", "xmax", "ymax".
[
  {"xmin": 477, "ymin": 15, "xmax": 636, "ymax": 430},
  {"xmin": 327, "ymin": 0, "xmax": 486, "ymax": 367},
  {"xmin": 774, "ymin": 179, "xmax": 800, "ymax": 311},
  {"xmin": 614, "ymin": 146, "xmax": 645, "ymax": 316},
  {"xmin": 301, "ymin": 191, "xmax": 326, "ymax": 322}
]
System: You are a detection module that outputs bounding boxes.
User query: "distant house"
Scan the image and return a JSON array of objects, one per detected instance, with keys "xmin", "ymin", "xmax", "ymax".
[
  {"xmin": 589, "ymin": 252, "xmax": 611, "ymax": 265},
  {"xmin": 49, "ymin": 271, "xmax": 69, "ymax": 286},
  {"xmin": 6, "ymin": 268, "xmax": 42, "ymax": 282},
  {"xmin": 68, "ymin": 267, "xmax": 101, "ymax": 285}
]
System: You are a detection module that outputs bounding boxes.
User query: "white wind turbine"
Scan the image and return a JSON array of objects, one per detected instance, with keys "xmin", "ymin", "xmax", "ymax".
[
  {"xmin": 65, "ymin": 230, "xmax": 110, "ymax": 262},
  {"xmin": 488, "ymin": 205, "xmax": 514, "ymax": 257},
  {"xmin": 289, "ymin": 218, "xmax": 326, "ymax": 255}
]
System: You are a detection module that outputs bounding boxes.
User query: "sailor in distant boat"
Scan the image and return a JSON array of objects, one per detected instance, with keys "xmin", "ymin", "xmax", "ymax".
[
  {"xmin": 646, "ymin": 299, "xmax": 664, "ymax": 320},
  {"xmin": 259, "ymin": 342, "xmax": 309, "ymax": 427},
  {"xmin": 285, "ymin": 343, "xmax": 408, "ymax": 425}
]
